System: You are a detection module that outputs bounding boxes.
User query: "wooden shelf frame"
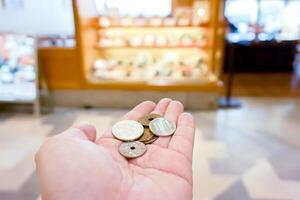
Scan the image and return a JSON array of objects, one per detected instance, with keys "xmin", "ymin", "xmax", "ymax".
[{"xmin": 87, "ymin": 75, "xmax": 223, "ymax": 92}]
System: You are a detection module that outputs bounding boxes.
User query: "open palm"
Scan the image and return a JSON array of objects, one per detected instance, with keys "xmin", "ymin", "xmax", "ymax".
[{"xmin": 36, "ymin": 99, "xmax": 195, "ymax": 200}]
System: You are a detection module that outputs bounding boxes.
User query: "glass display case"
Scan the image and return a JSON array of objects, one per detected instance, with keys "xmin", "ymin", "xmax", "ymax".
[
  {"xmin": 0, "ymin": 33, "xmax": 40, "ymax": 114},
  {"xmin": 0, "ymin": 34, "xmax": 37, "ymax": 102},
  {"xmin": 73, "ymin": 0, "xmax": 225, "ymax": 91}
]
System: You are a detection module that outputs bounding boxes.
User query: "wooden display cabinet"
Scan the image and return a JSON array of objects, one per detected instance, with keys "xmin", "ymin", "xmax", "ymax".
[{"xmin": 73, "ymin": 0, "xmax": 225, "ymax": 92}]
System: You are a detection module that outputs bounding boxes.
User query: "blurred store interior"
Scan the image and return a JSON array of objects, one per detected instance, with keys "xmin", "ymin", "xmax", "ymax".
[{"xmin": 0, "ymin": 0, "xmax": 300, "ymax": 199}]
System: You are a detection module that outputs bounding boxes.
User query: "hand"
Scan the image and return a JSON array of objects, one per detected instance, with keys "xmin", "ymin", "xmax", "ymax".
[{"xmin": 35, "ymin": 99, "xmax": 195, "ymax": 200}]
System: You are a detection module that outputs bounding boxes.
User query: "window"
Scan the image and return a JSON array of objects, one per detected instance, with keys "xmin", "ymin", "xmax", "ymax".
[
  {"xmin": 1, "ymin": 0, "xmax": 23, "ymax": 11},
  {"xmin": 225, "ymin": 0, "xmax": 300, "ymax": 40},
  {"xmin": 225, "ymin": 0, "xmax": 258, "ymax": 25},
  {"xmin": 258, "ymin": 0, "xmax": 284, "ymax": 34}
]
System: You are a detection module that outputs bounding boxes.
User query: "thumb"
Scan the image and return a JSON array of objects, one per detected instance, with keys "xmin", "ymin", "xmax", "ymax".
[{"xmin": 57, "ymin": 122, "xmax": 97, "ymax": 142}]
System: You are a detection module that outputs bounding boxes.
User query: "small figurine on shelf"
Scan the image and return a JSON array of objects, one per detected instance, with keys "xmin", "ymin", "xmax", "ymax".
[
  {"xmin": 194, "ymin": 32, "xmax": 207, "ymax": 46},
  {"xmin": 99, "ymin": 16, "xmax": 111, "ymax": 27},
  {"xmin": 180, "ymin": 34, "xmax": 193, "ymax": 46},
  {"xmin": 134, "ymin": 16, "xmax": 147, "ymax": 27},
  {"xmin": 180, "ymin": 64, "xmax": 193, "ymax": 77},
  {"xmin": 174, "ymin": 7, "xmax": 192, "ymax": 26},
  {"xmin": 163, "ymin": 16, "xmax": 177, "ymax": 27},
  {"xmin": 143, "ymin": 34, "xmax": 155, "ymax": 46},
  {"xmin": 156, "ymin": 34, "xmax": 168, "ymax": 46},
  {"xmin": 149, "ymin": 16, "xmax": 163, "ymax": 27},
  {"xmin": 128, "ymin": 35, "xmax": 143, "ymax": 47},
  {"xmin": 120, "ymin": 16, "xmax": 133, "ymax": 27}
]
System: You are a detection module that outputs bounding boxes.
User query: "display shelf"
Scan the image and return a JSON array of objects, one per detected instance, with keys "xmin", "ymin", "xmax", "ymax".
[
  {"xmin": 90, "ymin": 72, "xmax": 217, "ymax": 84},
  {"xmin": 87, "ymin": 73, "xmax": 223, "ymax": 92},
  {"xmin": 73, "ymin": 0, "xmax": 226, "ymax": 92},
  {"xmin": 96, "ymin": 24, "xmax": 210, "ymax": 29},
  {"xmin": 94, "ymin": 45, "xmax": 209, "ymax": 49}
]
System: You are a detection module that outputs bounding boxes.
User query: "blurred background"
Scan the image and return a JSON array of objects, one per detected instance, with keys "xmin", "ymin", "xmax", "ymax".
[{"xmin": 0, "ymin": 0, "xmax": 299, "ymax": 199}]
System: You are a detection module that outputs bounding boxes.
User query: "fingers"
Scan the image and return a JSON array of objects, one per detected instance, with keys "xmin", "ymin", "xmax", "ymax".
[
  {"xmin": 151, "ymin": 98, "xmax": 172, "ymax": 115},
  {"xmin": 153, "ymin": 100, "xmax": 184, "ymax": 148},
  {"xmin": 57, "ymin": 122, "xmax": 97, "ymax": 142},
  {"xmin": 121, "ymin": 101, "xmax": 156, "ymax": 120},
  {"xmin": 100, "ymin": 101, "xmax": 156, "ymax": 139},
  {"xmin": 164, "ymin": 100, "xmax": 184, "ymax": 122},
  {"xmin": 168, "ymin": 112, "xmax": 195, "ymax": 162}
]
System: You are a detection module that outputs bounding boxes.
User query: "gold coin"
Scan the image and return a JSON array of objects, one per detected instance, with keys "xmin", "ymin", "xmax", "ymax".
[
  {"xmin": 138, "ymin": 127, "xmax": 155, "ymax": 143},
  {"xmin": 143, "ymin": 135, "xmax": 158, "ymax": 144},
  {"xmin": 138, "ymin": 114, "xmax": 162, "ymax": 126}
]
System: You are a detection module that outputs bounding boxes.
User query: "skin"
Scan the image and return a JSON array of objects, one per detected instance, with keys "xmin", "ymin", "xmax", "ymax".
[{"xmin": 35, "ymin": 99, "xmax": 195, "ymax": 200}]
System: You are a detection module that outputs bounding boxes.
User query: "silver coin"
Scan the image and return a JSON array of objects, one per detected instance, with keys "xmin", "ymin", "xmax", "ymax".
[
  {"xmin": 149, "ymin": 117, "xmax": 176, "ymax": 136},
  {"xmin": 112, "ymin": 120, "xmax": 144, "ymax": 141},
  {"xmin": 119, "ymin": 141, "xmax": 147, "ymax": 158}
]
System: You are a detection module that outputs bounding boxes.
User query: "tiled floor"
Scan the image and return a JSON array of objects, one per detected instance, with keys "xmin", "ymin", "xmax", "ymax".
[{"xmin": 0, "ymin": 97, "xmax": 300, "ymax": 200}]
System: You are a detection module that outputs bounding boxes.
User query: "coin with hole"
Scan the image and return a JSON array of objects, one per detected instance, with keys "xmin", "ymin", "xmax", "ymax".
[
  {"xmin": 149, "ymin": 117, "xmax": 176, "ymax": 136},
  {"xmin": 119, "ymin": 141, "xmax": 147, "ymax": 158},
  {"xmin": 112, "ymin": 120, "xmax": 144, "ymax": 141},
  {"xmin": 138, "ymin": 114, "xmax": 162, "ymax": 126}
]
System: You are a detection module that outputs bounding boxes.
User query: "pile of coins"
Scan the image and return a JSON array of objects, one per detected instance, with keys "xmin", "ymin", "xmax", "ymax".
[{"xmin": 112, "ymin": 114, "xmax": 176, "ymax": 158}]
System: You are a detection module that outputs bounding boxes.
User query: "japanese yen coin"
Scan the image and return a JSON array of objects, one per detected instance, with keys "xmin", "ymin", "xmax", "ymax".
[
  {"xmin": 119, "ymin": 141, "xmax": 147, "ymax": 158},
  {"xmin": 149, "ymin": 117, "xmax": 176, "ymax": 137},
  {"xmin": 112, "ymin": 120, "xmax": 144, "ymax": 141}
]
